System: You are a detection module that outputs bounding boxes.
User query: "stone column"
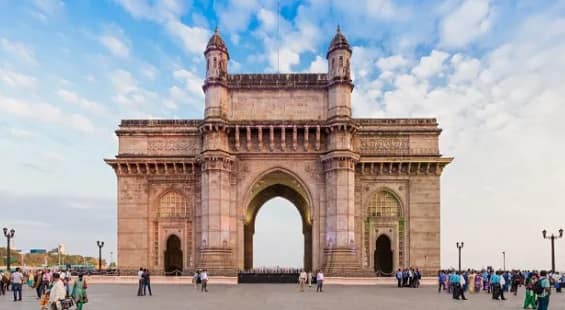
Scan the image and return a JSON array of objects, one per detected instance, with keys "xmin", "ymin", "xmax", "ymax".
[{"xmin": 199, "ymin": 154, "xmax": 235, "ymax": 274}]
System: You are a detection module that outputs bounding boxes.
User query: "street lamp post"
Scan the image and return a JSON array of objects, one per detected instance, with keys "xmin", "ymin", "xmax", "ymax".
[
  {"xmin": 3, "ymin": 227, "xmax": 15, "ymax": 271},
  {"xmin": 542, "ymin": 229, "xmax": 564, "ymax": 273},
  {"xmin": 96, "ymin": 241, "xmax": 104, "ymax": 271},
  {"xmin": 502, "ymin": 251, "xmax": 506, "ymax": 271},
  {"xmin": 110, "ymin": 251, "xmax": 114, "ymax": 268},
  {"xmin": 456, "ymin": 242, "xmax": 464, "ymax": 272}
]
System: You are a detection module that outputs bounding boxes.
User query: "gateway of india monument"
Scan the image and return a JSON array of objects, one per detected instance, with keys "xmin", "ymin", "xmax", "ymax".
[{"xmin": 105, "ymin": 27, "xmax": 452, "ymax": 276}]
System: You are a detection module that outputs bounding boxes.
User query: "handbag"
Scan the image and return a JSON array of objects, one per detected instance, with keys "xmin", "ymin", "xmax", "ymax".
[{"xmin": 82, "ymin": 292, "xmax": 88, "ymax": 304}]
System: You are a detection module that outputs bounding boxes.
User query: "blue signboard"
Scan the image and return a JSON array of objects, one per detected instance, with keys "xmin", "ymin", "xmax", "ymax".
[{"xmin": 30, "ymin": 249, "xmax": 47, "ymax": 254}]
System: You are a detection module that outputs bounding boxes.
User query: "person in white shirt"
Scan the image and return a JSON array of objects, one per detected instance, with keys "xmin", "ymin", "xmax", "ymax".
[
  {"xmin": 200, "ymin": 269, "xmax": 208, "ymax": 292},
  {"xmin": 48, "ymin": 273, "xmax": 66, "ymax": 310},
  {"xmin": 298, "ymin": 269, "xmax": 307, "ymax": 292},
  {"xmin": 316, "ymin": 270, "xmax": 324, "ymax": 292},
  {"xmin": 137, "ymin": 268, "xmax": 145, "ymax": 296},
  {"xmin": 11, "ymin": 268, "xmax": 24, "ymax": 301}
]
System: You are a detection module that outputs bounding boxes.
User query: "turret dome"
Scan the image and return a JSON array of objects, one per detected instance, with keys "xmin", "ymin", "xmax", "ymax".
[
  {"xmin": 205, "ymin": 27, "xmax": 229, "ymax": 59},
  {"xmin": 326, "ymin": 25, "xmax": 351, "ymax": 58}
]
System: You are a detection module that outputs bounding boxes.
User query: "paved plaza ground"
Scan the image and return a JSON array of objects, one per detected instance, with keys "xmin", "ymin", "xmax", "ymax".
[{"xmin": 1, "ymin": 284, "xmax": 564, "ymax": 310}]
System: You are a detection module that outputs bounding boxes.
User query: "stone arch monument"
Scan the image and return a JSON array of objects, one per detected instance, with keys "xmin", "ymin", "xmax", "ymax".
[{"xmin": 105, "ymin": 27, "xmax": 453, "ymax": 276}]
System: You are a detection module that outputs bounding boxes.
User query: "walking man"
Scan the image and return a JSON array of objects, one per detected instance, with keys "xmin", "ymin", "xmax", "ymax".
[
  {"xmin": 438, "ymin": 271, "xmax": 446, "ymax": 293},
  {"xmin": 316, "ymin": 270, "xmax": 324, "ymax": 292},
  {"xmin": 10, "ymin": 267, "xmax": 23, "ymax": 302}
]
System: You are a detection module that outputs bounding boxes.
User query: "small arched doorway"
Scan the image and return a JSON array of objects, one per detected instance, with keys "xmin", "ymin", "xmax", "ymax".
[
  {"xmin": 164, "ymin": 235, "xmax": 183, "ymax": 274},
  {"xmin": 374, "ymin": 235, "xmax": 393, "ymax": 275}
]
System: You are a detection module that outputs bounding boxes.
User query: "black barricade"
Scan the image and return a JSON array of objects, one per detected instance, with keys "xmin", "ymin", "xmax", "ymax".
[{"xmin": 238, "ymin": 272, "xmax": 318, "ymax": 284}]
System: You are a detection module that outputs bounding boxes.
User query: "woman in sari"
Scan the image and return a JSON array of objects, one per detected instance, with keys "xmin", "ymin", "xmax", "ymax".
[{"xmin": 71, "ymin": 274, "xmax": 88, "ymax": 310}]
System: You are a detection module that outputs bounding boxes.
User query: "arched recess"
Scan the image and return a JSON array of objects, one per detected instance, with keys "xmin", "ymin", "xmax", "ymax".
[
  {"xmin": 365, "ymin": 188, "xmax": 405, "ymax": 274},
  {"xmin": 374, "ymin": 234, "xmax": 393, "ymax": 274},
  {"xmin": 164, "ymin": 234, "xmax": 183, "ymax": 274},
  {"xmin": 243, "ymin": 169, "xmax": 313, "ymax": 271}
]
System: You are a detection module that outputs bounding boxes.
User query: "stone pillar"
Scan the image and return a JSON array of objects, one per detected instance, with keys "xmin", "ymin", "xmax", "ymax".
[{"xmin": 198, "ymin": 123, "xmax": 236, "ymax": 275}]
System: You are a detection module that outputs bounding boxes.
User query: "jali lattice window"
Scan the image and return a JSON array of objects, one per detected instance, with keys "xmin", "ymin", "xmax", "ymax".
[
  {"xmin": 368, "ymin": 191, "xmax": 400, "ymax": 217},
  {"xmin": 159, "ymin": 192, "xmax": 188, "ymax": 218}
]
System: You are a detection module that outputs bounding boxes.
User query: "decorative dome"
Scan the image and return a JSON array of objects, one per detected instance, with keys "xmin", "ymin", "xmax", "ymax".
[
  {"xmin": 326, "ymin": 25, "xmax": 351, "ymax": 58},
  {"xmin": 205, "ymin": 27, "xmax": 229, "ymax": 58}
]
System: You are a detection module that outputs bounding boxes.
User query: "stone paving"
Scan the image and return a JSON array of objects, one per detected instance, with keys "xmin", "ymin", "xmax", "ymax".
[{"xmin": 1, "ymin": 284, "xmax": 564, "ymax": 310}]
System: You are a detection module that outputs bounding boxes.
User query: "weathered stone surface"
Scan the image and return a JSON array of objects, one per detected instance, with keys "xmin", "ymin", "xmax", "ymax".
[{"xmin": 105, "ymin": 28, "xmax": 452, "ymax": 276}]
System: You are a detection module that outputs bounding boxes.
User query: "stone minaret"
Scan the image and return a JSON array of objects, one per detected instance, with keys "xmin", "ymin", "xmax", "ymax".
[
  {"xmin": 199, "ymin": 28, "xmax": 236, "ymax": 273},
  {"xmin": 326, "ymin": 25, "xmax": 353, "ymax": 120},
  {"xmin": 323, "ymin": 26, "xmax": 360, "ymax": 274},
  {"xmin": 203, "ymin": 27, "xmax": 230, "ymax": 119}
]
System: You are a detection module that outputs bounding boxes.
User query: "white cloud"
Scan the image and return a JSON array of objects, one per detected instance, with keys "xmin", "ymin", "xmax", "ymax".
[
  {"xmin": 411, "ymin": 50, "xmax": 449, "ymax": 79},
  {"xmin": 164, "ymin": 20, "xmax": 210, "ymax": 55},
  {"xmin": 41, "ymin": 151, "xmax": 65, "ymax": 162},
  {"xmin": 305, "ymin": 56, "xmax": 326, "ymax": 73},
  {"xmin": 114, "ymin": 0, "xmax": 209, "ymax": 56},
  {"xmin": 7, "ymin": 127, "xmax": 35, "ymax": 139},
  {"xmin": 141, "ymin": 64, "xmax": 157, "ymax": 80},
  {"xmin": 377, "ymin": 55, "xmax": 409, "ymax": 72},
  {"xmin": 440, "ymin": 0, "xmax": 494, "ymax": 48},
  {"xmin": 173, "ymin": 69, "xmax": 204, "ymax": 99},
  {"xmin": 57, "ymin": 89, "xmax": 105, "ymax": 114},
  {"xmin": 0, "ymin": 67, "xmax": 36, "ymax": 88},
  {"xmin": 0, "ymin": 95, "xmax": 95, "ymax": 133},
  {"xmin": 100, "ymin": 34, "xmax": 130, "ymax": 58},
  {"xmin": 32, "ymin": 0, "xmax": 64, "ymax": 15},
  {"xmin": 0, "ymin": 38, "xmax": 37, "ymax": 65},
  {"xmin": 110, "ymin": 69, "xmax": 158, "ymax": 107}
]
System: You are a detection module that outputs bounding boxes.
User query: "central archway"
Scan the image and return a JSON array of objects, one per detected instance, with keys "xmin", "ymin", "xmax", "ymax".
[{"xmin": 244, "ymin": 170, "xmax": 312, "ymax": 271}]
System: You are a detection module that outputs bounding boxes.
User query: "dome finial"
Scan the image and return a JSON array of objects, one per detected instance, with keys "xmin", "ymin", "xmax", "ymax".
[
  {"xmin": 337, "ymin": 24, "xmax": 341, "ymax": 33},
  {"xmin": 214, "ymin": 26, "xmax": 218, "ymax": 34}
]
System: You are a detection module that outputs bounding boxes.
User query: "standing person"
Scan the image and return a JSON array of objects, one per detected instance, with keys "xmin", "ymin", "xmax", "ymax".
[
  {"xmin": 316, "ymin": 270, "xmax": 324, "ymax": 292},
  {"xmin": 499, "ymin": 271, "xmax": 507, "ymax": 300},
  {"xmin": 48, "ymin": 273, "xmax": 66, "ymax": 310},
  {"xmin": 474, "ymin": 271, "xmax": 482, "ymax": 293},
  {"xmin": 536, "ymin": 270, "xmax": 551, "ymax": 310},
  {"xmin": 438, "ymin": 271, "xmax": 446, "ymax": 293},
  {"xmin": 71, "ymin": 274, "xmax": 88, "ymax": 310},
  {"xmin": 469, "ymin": 272, "xmax": 475, "ymax": 293},
  {"xmin": 143, "ymin": 269, "xmax": 152, "ymax": 296},
  {"xmin": 523, "ymin": 273, "xmax": 537, "ymax": 309},
  {"xmin": 137, "ymin": 268, "xmax": 145, "ymax": 296},
  {"xmin": 396, "ymin": 269, "xmax": 403, "ymax": 288},
  {"xmin": 458, "ymin": 272, "xmax": 468, "ymax": 300},
  {"xmin": 298, "ymin": 269, "xmax": 307, "ymax": 292},
  {"xmin": 511, "ymin": 271, "xmax": 521, "ymax": 296},
  {"xmin": 34, "ymin": 270, "xmax": 42, "ymax": 299},
  {"xmin": 0, "ymin": 271, "xmax": 6, "ymax": 295},
  {"xmin": 307, "ymin": 271, "xmax": 312, "ymax": 288},
  {"xmin": 200, "ymin": 269, "xmax": 208, "ymax": 292},
  {"xmin": 10, "ymin": 267, "xmax": 23, "ymax": 302},
  {"xmin": 192, "ymin": 270, "xmax": 200, "ymax": 290}
]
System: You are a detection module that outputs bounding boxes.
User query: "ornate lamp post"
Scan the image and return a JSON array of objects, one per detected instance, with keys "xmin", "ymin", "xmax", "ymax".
[
  {"xmin": 456, "ymin": 242, "xmax": 464, "ymax": 272},
  {"xmin": 96, "ymin": 240, "xmax": 104, "ymax": 271},
  {"xmin": 3, "ymin": 227, "xmax": 15, "ymax": 271},
  {"xmin": 502, "ymin": 251, "xmax": 506, "ymax": 271},
  {"xmin": 542, "ymin": 229, "xmax": 563, "ymax": 273}
]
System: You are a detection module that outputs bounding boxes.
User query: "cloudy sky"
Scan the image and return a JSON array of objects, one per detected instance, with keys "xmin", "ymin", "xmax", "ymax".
[{"xmin": 1, "ymin": 0, "xmax": 564, "ymax": 271}]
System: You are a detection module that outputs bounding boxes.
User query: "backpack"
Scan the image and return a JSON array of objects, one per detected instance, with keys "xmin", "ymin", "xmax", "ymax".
[{"xmin": 534, "ymin": 279, "xmax": 544, "ymax": 295}]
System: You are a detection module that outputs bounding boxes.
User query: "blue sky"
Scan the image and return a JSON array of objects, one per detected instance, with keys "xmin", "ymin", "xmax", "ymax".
[{"xmin": 1, "ymin": 0, "xmax": 565, "ymax": 270}]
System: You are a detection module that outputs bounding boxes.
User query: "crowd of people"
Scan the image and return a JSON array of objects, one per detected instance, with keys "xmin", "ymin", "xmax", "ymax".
[
  {"xmin": 0, "ymin": 267, "xmax": 88, "ymax": 309},
  {"xmin": 395, "ymin": 268, "xmax": 422, "ymax": 288},
  {"xmin": 437, "ymin": 268, "xmax": 565, "ymax": 309}
]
